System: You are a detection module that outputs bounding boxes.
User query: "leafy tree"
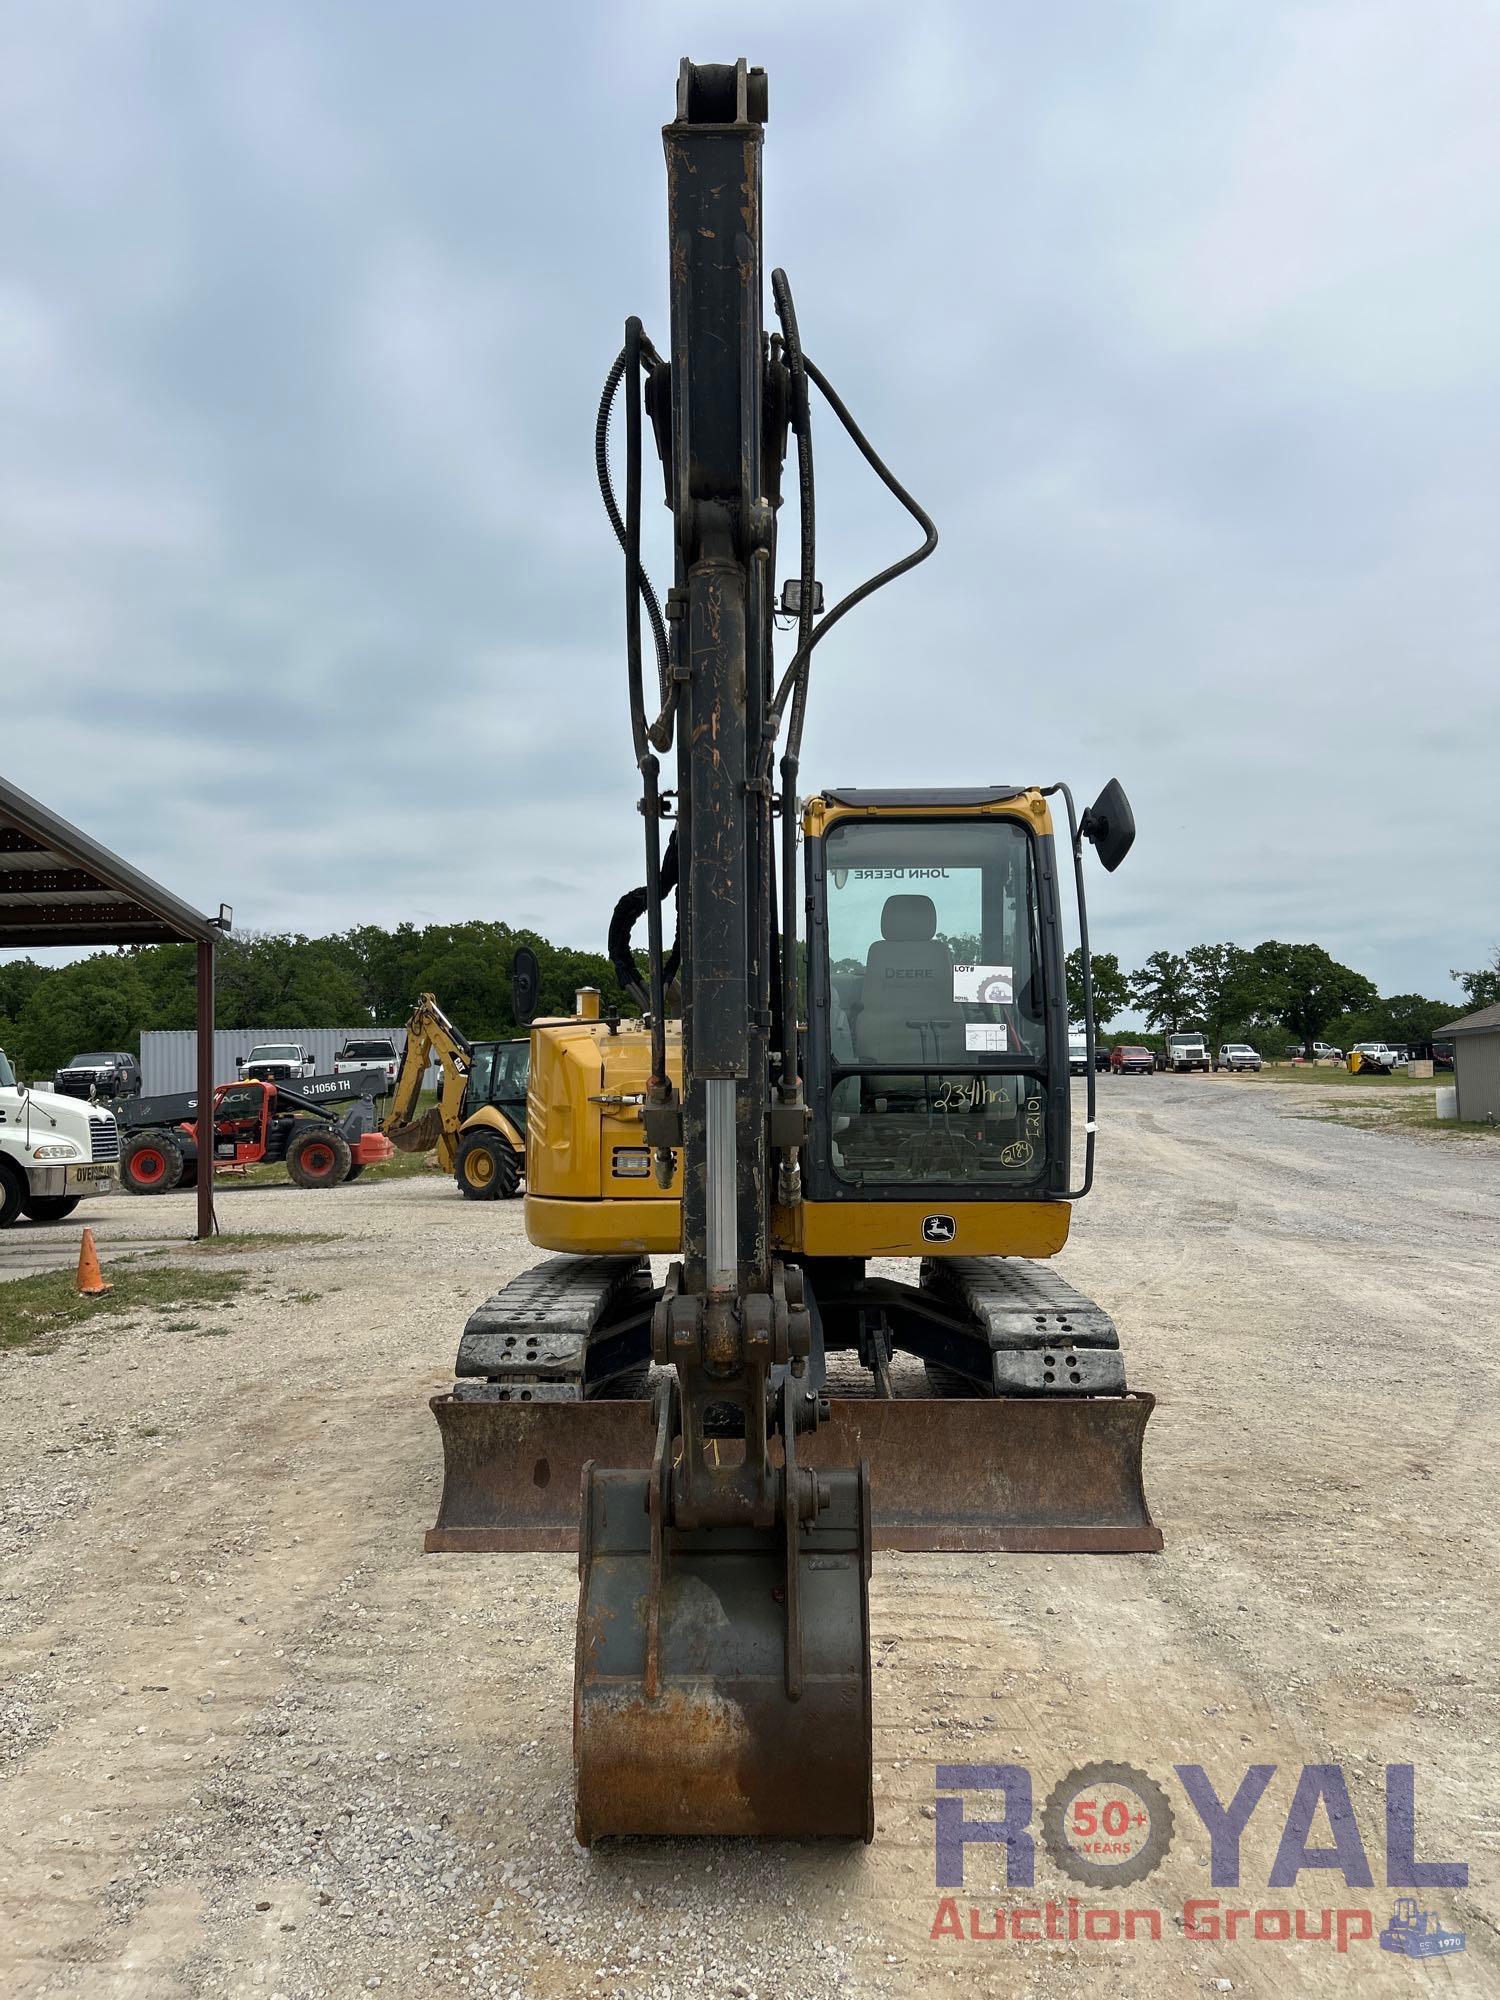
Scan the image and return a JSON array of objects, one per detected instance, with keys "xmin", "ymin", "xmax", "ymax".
[
  {"xmin": 204, "ymin": 931, "xmax": 369, "ymax": 1029},
  {"xmin": 1250, "ymin": 941, "xmax": 1376, "ymax": 1057},
  {"xmin": 1185, "ymin": 942, "xmax": 1266, "ymax": 1047},
  {"xmin": 0, "ymin": 957, "xmax": 49, "ymax": 1024},
  {"xmin": 1450, "ymin": 947, "xmax": 1500, "ymax": 1011},
  {"xmin": 1378, "ymin": 994, "xmax": 1459, "ymax": 1046},
  {"xmin": 1065, "ymin": 948, "xmax": 1130, "ymax": 1030},
  {"xmin": 14, "ymin": 955, "xmax": 152, "ymax": 1076},
  {"xmin": 1129, "ymin": 951, "xmax": 1198, "ymax": 1036}
]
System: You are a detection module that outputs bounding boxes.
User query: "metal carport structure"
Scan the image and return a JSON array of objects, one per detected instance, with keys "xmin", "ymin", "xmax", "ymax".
[{"xmin": 0, "ymin": 774, "xmax": 228, "ymax": 1239}]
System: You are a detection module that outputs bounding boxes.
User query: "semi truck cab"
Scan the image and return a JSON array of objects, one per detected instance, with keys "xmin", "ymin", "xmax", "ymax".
[{"xmin": 0, "ymin": 1046, "xmax": 120, "ymax": 1226}]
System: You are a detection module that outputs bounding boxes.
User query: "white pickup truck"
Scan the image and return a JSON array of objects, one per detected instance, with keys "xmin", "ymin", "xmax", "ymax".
[
  {"xmin": 237, "ymin": 1043, "xmax": 316, "ymax": 1083},
  {"xmin": 333, "ymin": 1037, "xmax": 400, "ymax": 1087},
  {"xmin": 0, "ymin": 1046, "xmax": 121, "ymax": 1226}
]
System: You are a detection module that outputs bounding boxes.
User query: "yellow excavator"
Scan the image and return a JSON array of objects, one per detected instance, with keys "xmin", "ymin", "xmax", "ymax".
[
  {"xmin": 385, "ymin": 993, "xmax": 528, "ymax": 1199},
  {"xmin": 422, "ymin": 58, "xmax": 1159, "ymax": 1843}
]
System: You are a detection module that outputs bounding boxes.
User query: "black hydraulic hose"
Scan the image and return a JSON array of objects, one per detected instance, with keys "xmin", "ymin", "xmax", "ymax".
[
  {"xmin": 761, "ymin": 352, "xmax": 939, "ymax": 776},
  {"xmin": 623, "ymin": 319, "xmax": 649, "ymax": 768},
  {"xmin": 620, "ymin": 317, "xmax": 670, "ymax": 1083},
  {"xmin": 771, "ymin": 270, "xmax": 816, "ymax": 761},
  {"xmin": 596, "ymin": 336, "xmax": 673, "ymax": 741},
  {"xmin": 771, "ymin": 270, "xmax": 815, "ymax": 1093},
  {"xmin": 607, "ymin": 833, "xmax": 680, "ymax": 1013}
]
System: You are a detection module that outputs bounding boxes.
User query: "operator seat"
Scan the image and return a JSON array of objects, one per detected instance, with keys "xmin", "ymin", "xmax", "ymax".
[{"xmin": 855, "ymin": 893, "xmax": 965, "ymax": 1079}]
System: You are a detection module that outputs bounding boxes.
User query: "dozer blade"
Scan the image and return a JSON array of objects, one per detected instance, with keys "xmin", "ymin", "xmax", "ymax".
[
  {"xmin": 573, "ymin": 1462, "xmax": 873, "ymax": 1843},
  {"xmin": 427, "ymin": 1391, "xmax": 1161, "ymax": 1556},
  {"xmin": 388, "ymin": 1107, "xmax": 443, "ymax": 1154}
]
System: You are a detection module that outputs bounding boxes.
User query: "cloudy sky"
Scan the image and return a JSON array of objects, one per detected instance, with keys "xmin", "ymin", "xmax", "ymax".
[{"xmin": 3, "ymin": 1, "xmax": 1496, "ymax": 1001}]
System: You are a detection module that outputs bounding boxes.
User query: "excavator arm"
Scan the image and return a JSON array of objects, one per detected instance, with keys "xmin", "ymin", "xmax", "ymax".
[{"xmin": 384, "ymin": 992, "xmax": 472, "ymax": 1169}]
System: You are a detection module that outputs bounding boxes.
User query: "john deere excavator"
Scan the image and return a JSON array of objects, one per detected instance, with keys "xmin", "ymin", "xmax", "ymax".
[
  {"xmin": 385, "ymin": 992, "xmax": 528, "ymax": 1199},
  {"xmin": 424, "ymin": 58, "xmax": 1158, "ymax": 1843}
]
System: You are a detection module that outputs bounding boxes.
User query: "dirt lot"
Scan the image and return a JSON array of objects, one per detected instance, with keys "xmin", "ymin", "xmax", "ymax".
[{"xmin": 2, "ymin": 1074, "xmax": 1496, "ymax": 1998}]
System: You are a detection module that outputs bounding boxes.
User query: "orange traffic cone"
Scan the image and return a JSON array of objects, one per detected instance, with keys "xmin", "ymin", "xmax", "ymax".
[{"xmin": 75, "ymin": 1227, "xmax": 112, "ymax": 1297}]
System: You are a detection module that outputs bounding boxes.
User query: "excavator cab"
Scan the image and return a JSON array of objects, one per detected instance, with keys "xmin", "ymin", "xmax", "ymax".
[
  {"xmin": 806, "ymin": 793, "xmax": 1064, "ymax": 1216},
  {"xmin": 461, "ymin": 1039, "xmax": 529, "ymax": 1141}
]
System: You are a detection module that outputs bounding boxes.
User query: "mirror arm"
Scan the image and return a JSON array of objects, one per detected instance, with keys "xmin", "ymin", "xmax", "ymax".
[{"xmin": 1042, "ymin": 781, "xmax": 1096, "ymax": 1200}]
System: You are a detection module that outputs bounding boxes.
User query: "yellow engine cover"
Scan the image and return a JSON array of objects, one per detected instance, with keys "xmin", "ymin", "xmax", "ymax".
[{"xmin": 524, "ymin": 1018, "xmax": 682, "ymax": 1254}]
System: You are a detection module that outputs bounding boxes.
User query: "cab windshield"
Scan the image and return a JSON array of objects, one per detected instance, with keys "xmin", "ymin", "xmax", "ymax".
[
  {"xmin": 463, "ymin": 1041, "xmax": 530, "ymax": 1126},
  {"xmin": 821, "ymin": 816, "xmax": 1048, "ymax": 1186},
  {"xmin": 0, "ymin": 1049, "xmax": 16, "ymax": 1089}
]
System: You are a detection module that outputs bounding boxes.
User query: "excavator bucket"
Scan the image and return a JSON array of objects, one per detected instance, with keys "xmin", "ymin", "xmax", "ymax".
[
  {"xmin": 387, "ymin": 1107, "xmax": 443, "ymax": 1154},
  {"xmin": 426, "ymin": 1391, "xmax": 1161, "ymax": 1556},
  {"xmin": 573, "ymin": 1457, "xmax": 873, "ymax": 1843}
]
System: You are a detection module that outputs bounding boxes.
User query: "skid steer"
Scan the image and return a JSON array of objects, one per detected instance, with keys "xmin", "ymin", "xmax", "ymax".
[{"xmin": 425, "ymin": 57, "xmax": 1159, "ymax": 1843}]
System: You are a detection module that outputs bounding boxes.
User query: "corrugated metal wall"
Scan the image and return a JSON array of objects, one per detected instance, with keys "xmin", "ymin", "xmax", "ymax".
[
  {"xmin": 1454, "ymin": 1032, "xmax": 1500, "ymax": 1124},
  {"xmin": 140, "ymin": 1027, "xmax": 439, "ymax": 1094}
]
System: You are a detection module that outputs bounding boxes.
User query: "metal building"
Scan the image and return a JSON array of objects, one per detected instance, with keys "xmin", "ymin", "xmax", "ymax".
[
  {"xmin": 1437, "ymin": 1003, "xmax": 1500, "ymax": 1125},
  {"xmin": 139, "ymin": 1027, "xmax": 437, "ymax": 1096}
]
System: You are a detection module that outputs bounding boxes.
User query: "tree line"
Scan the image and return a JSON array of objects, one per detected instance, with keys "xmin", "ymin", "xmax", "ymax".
[
  {"xmin": 0, "ymin": 922, "xmax": 635, "ymax": 1079},
  {"xmin": 1065, "ymin": 939, "xmax": 1495, "ymax": 1057},
  {"xmin": 3, "ymin": 923, "xmax": 1493, "ymax": 1080}
]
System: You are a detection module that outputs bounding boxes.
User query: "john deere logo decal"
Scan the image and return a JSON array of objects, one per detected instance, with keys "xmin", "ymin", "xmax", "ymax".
[{"xmin": 923, "ymin": 1214, "xmax": 957, "ymax": 1243}]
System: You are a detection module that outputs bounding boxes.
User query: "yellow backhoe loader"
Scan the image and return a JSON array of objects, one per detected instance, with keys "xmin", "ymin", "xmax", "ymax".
[
  {"xmin": 422, "ymin": 58, "xmax": 1160, "ymax": 1844},
  {"xmin": 385, "ymin": 993, "xmax": 528, "ymax": 1200}
]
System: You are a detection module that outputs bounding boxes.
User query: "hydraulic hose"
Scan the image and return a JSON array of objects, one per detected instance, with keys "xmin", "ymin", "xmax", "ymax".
[
  {"xmin": 763, "ymin": 352, "xmax": 939, "ymax": 774},
  {"xmin": 770, "ymin": 269, "xmax": 815, "ymax": 1102},
  {"xmin": 596, "ymin": 336, "xmax": 673, "ymax": 745},
  {"xmin": 621, "ymin": 318, "xmax": 669, "ymax": 1084}
]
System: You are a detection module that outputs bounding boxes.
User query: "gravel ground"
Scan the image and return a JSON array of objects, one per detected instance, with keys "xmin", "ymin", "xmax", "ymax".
[{"xmin": 1, "ymin": 1074, "xmax": 1496, "ymax": 1998}]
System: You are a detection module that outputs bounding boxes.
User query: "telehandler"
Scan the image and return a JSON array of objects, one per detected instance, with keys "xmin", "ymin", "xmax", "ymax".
[{"xmin": 424, "ymin": 58, "xmax": 1158, "ymax": 1844}]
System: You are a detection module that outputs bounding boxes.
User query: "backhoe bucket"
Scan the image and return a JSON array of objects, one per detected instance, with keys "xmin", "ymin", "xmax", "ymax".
[
  {"xmin": 573, "ymin": 1463, "xmax": 873, "ymax": 1843},
  {"xmin": 427, "ymin": 1392, "xmax": 1161, "ymax": 1556},
  {"xmin": 388, "ymin": 1107, "xmax": 443, "ymax": 1154}
]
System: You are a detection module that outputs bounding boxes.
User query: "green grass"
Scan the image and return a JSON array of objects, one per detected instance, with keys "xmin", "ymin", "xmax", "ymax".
[
  {"xmin": 1261, "ymin": 1062, "xmax": 1440, "ymax": 1091},
  {"xmin": 191, "ymin": 1229, "xmax": 339, "ymax": 1249},
  {"xmin": 219, "ymin": 1148, "xmax": 443, "ymax": 1187},
  {"xmin": 1265, "ymin": 1065, "xmax": 1494, "ymax": 1140},
  {"xmin": 1, "ymin": 1267, "xmax": 247, "ymax": 1356}
]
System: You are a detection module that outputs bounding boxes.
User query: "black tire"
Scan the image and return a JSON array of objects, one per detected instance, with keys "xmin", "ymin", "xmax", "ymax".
[
  {"xmin": 0, "ymin": 1159, "xmax": 27, "ymax": 1229},
  {"xmin": 286, "ymin": 1124, "xmax": 352, "ymax": 1189},
  {"xmin": 19, "ymin": 1195, "xmax": 82, "ymax": 1223},
  {"xmin": 455, "ymin": 1131, "xmax": 521, "ymax": 1201},
  {"xmin": 122, "ymin": 1129, "xmax": 185, "ymax": 1194},
  {"xmin": 344, "ymin": 1161, "xmax": 366, "ymax": 1181}
]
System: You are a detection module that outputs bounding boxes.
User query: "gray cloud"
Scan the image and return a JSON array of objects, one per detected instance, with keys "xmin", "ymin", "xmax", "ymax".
[{"xmin": 3, "ymin": 0, "xmax": 1496, "ymax": 1000}]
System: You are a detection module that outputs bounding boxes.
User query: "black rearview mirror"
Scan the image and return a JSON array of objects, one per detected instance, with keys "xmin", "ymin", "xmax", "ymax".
[
  {"xmin": 1080, "ymin": 778, "xmax": 1136, "ymax": 873},
  {"xmin": 511, "ymin": 947, "xmax": 541, "ymax": 1027}
]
